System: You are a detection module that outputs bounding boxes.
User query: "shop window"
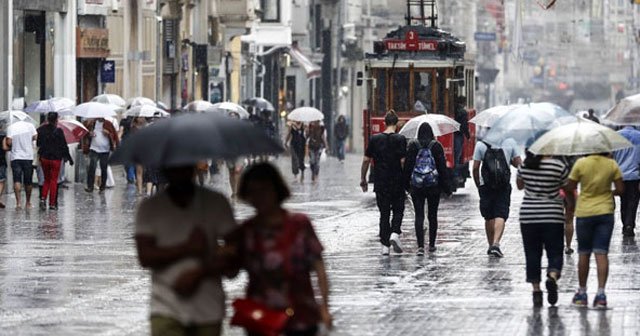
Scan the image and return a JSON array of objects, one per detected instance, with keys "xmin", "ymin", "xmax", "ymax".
[{"xmin": 260, "ymin": 0, "xmax": 280, "ymax": 22}]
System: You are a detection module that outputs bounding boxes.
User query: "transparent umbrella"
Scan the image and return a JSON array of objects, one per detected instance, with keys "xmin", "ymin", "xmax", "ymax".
[
  {"xmin": 127, "ymin": 97, "xmax": 157, "ymax": 108},
  {"xmin": 602, "ymin": 93, "xmax": 640, "ymax": 125},
  {"xmin": 482, "ymin": 102, "xmax": 576, "ymax": 147},
  {"xmin": 469, "ymin": 104, "xmax": 522, "ymax": 128},
  {"xmin": 529, "ymin": 120, "xmax": 633, "ymax": 156},
  {"xmin": 92, "ymin": 94, "xmax": 126, "ymax": 107},
  {"xmin": 210, "ymin": 102, "xmax": 250, "ymax": 119},
  {"xmin": 125, "ymin": 105, "xmax": 168, "ymax": 118},
  {"xmin": 73, "ymin": 102, "xmax": 119, "ymax": 119},
  {"xmin": 184, "ymin": 100, "xmax": 215, "ymax": 113},
  {"xmin": 287, "ymin": 107, "xmax": 324, "ymax": 123},
  {"xmin": 243, "ymin": 97, "xmax": 276, "ymax": 112},
  {"xmin": 398, "ymin": 114, "xmax": 460, "ymax": 138},
  {"xmin": 24, "ymin": 97, "xmax": 76, "ymax": 115}
]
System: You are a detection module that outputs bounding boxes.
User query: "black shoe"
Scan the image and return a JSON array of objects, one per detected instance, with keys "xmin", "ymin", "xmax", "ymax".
[
  {"xmin": 84, "ymin": 187, "xmax": 93, "ymax": 193},
  {"xmin": 487, "ymin": 247, "xmax": 493, "ymax": 255},
  {"xmin": 428, "ymin": 245, "xmax": 437, "ymax": 253},
  {"xmin": 546, "ymin": 276, "xmax": 558, "ymax": 306},
  {"xmin": 533, "ymin": 291, "xmax": 543, "ymax": 307},
  {"xmin": 39, "ymin": 199, "xmax": 46, "ymax": 210},
  {"xmin": 565, "ymin": 247, "xmax": 574, "ymax": 255},
  {"xmin": 49, "ymin": 205, "xmax": 57, "ymax": 211},
  {"xmin": 490, "ymin": 245, "xmax": 504, "ymax": 258},
  {"xmin": 623, "ymin": 226, "xmax": 635, "ymax": 237},
  {"xmin": 99, "ymin": 188, "xmax": 106, "ymax": 193}
]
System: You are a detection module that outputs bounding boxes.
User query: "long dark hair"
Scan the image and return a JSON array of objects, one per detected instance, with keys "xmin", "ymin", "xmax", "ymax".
[
  {"xmin": 524, "ymin": 150, "xmax": 543, "ymax": 170},
  {"xmin": 417, "ymin": 122, "xmax": 435, "ymax": 145}
]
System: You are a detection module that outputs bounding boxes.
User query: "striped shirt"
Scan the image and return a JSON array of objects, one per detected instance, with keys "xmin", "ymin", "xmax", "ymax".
[{"xmin": 517, "ymin": 158, "xmax": 569, "ymax": 225}]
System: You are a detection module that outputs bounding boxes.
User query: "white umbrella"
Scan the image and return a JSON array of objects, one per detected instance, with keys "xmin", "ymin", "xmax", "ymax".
[
  {"xmin": 210, "ymin": 102, "xmax": 250, "ymax": 119},
  {"xmin": 184, "ymin": 100, "xmax": 215, "ymax": 113},
  {"xmin": 287, "ymin": 107, "xmax": 324, "ymax": 123},
  {"xmin": 125, "ymin": 105, "xmax": 168, "ymax": 118},
  {"xmin": 470, "ymin": 104, "xmax": 523, "ymax": 128},
  {"xmin": 529, "ymin": 120, "xmax": 633, "ymax": 156},
  {"xmin": 7, "ymin": 120, "xmax": 37, "ymax": 138},
  {"xmin": 24, "ymin": 97, "xmax": 76, "ymax": 115},
  {"xmin": 399, "ymin": 114, "xmax": 460, "ymax": 138},
  {"xmin": 127, "ymin": 97, "xmax": 157, "ymax": 108},
  {"xmin": 602, "ymin": 93, "xmax": 640, "ymax": 125},
  {"xmin": 92, "ymin": 94, "xmax": 126, "ymax": 107},
  {"xmin": 0, "ymin": 110, "xmax": 35, "ymax": 123},
  {"xmin": 73, "ymin": 102, "xmax": 119, "ymax": 119}
]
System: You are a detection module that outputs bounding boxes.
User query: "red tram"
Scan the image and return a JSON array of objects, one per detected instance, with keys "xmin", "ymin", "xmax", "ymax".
[{"xmin": 358, "ymin": 0, "xmax": 476, "ymax": 189}]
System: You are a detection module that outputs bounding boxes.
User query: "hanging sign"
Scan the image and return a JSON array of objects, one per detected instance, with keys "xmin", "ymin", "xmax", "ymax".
[{"xmin": 385, "ymin": 30, "xmax": 438, "ymax": 52}]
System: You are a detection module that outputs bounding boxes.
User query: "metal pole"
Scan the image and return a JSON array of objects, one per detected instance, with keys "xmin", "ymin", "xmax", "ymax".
[{"xmin": 155, "ymin": 1, "xmax": 162, "ymax": 102}]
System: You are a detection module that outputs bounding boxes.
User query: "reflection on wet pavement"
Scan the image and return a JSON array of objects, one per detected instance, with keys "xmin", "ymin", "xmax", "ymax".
[{"xmin": 0, "ymin": 155, "xmax": 638, "ymax": 335}]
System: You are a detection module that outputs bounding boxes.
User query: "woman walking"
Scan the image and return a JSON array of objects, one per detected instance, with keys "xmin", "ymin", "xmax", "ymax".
[
  {"xmin": 36, "ymin": 112, "xmax": 73, "ymax": 210},
  {"xmin": 404, "ymin": 123, "xmax": 450, "ymax": 255},
  {"xmin": 517, "ymin": 151, "xmax": 574, "ymax": 307},
  {"xmin": 229, "ymin": 163, "xmax": 332, "ymax": 335},
  {"xmin": 286, "ymin": 121, "xmax": 306, "ymax": 182},
  {"xmin": 307, "ymin": 121, "xmax": 328, "ymax": 183},
  {"xmin": 567, "ymin": 153, "xmax": 623, "ymax": 308}
]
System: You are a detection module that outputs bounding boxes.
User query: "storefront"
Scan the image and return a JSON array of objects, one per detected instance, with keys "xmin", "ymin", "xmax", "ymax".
[{"xmin": 76, "ymin": 27, "xmax": 109, "ymax": 103}]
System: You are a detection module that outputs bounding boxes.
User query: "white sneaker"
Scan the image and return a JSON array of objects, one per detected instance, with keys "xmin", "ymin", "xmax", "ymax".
[
  {"xmin": 381, "ymin": 245, "xmax": 390, "ymax": 255},
  {"xmin": 389, "ymin": 233, "xmax": 403, "ymax": 253}
]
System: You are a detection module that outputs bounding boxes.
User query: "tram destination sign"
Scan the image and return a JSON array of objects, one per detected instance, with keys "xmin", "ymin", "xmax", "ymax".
[{"xmin": 385, "ymin": 30, "xmax": 438, "ymax": 52}]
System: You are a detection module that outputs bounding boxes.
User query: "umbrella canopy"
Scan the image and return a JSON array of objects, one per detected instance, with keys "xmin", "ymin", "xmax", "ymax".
[
  {"xmin": 529, "ymin": 120, "xmax": 633, "ymax": 156},
  {"xmin": 482, "ymin": 102, "xmax": 576, "ymax": 147},
  {"xmin": 92, "ymin": 94, "xmax": 126, "ymax": 107},
  {"xmin": 398, "ymin": 114, "xmax": 460, "ymax": 138},
  {"xmin": 24, "ymin": 97, "xmax": 76, "ymax": 115},
  {"xmin": 127, "ymin": 97, "xmax": 157, "ymax": 108},
  {"xmin": 243, "ymin": 97, "xmax": 276, "ymax": 112},
  {"xmin": 157, "ymin": 101, "xmax": 170, "ymax": 111},
  {"xmin": 211, "ymin": 102, "xmax": 250, "ymax": 119},
  {"xmin": 48, "ymin": 120, "xmax": 89, "ymax": 144},
  {"xmin": 184, "ymin": 100, "xmax": 215, "ymax": 113},
  {"xmin": 0, "ymin": 110, "xmax": 35, "ymax": 123},
  {"xmin": 110, "ymin": 113, "xmax": 284, "ymax": 167},
  {"xmin": 602, "ymin": 93, "xmax": 640, "ymax": 125},
  {"xmin": 287, "ymin": 107, "xmax": 324, "ymax": 123},
  {"xmin": 470, "ymin": 104, "xmax": 523, "ymax": 128},
  {"xmin": 125, "ymin": 105, "xmax": 168, "ymax": 118},
  {"xmin": 7, "ymin": 120, "xmax": 37, "ymax": 138},
  {"xmin": 73, "ymin": 102, "xmax": 119, "ymax": 119}
]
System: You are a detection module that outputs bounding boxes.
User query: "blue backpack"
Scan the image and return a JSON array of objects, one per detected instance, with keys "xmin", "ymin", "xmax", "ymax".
[{"xmin": 410, "ymin": 141, "xmax": 439, "ymax": 189}]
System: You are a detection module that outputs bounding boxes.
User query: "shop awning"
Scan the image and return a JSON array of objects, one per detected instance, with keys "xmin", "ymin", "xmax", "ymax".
[{"xmin": 287, "ymin": 47, "xmax": 321, "ymax": 79}]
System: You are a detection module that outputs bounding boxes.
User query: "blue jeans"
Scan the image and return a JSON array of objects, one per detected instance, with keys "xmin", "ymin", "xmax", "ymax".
[
  {"xmin": 576, "ymin": 214, "xmax": 615, "ymax": 255},
  {"xmin": 125, "ymin": 165, "xmax": 136, "ymax": 182},
  {"xmin": 336, "ymin": 139, "xmax": 346, "ymax": 161}
]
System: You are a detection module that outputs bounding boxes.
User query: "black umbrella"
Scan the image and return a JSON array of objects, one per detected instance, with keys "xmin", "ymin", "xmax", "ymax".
[
  {"xmin": 243, "ymin": 97, "xmax": 276, "ymax": 112},
  {"xmin": 110, "ymin": 113, "xmax": 283, "ymax": 167}
]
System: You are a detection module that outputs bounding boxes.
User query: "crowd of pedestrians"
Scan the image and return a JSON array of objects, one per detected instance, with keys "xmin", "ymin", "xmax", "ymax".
[{"xmin": 356, "ymin": 108, "xmax": 637, "ymax": 312}]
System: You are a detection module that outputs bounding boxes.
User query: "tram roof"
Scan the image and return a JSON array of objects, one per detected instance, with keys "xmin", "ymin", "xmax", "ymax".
[{"xmin": 365, "ymin": 58, "xmax": 474, "ymax": 69}]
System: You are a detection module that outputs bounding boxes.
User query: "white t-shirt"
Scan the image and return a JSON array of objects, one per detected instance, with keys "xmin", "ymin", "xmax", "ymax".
[
  {"xmin": 90, "ymin": 121, "xmax": 111, "ymax": 153},
  {"xmin": 135, "ymin": 186, "xmax": 237, "ymax": 325},
  {"xmin": 8, "ymin": 125, "xmax": 37, "ymax": 161}
]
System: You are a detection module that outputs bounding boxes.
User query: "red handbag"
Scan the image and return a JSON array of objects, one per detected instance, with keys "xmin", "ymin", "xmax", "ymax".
[{"xmin": 230, "ymin": 298, "xmax": 293, "ymax": 336}]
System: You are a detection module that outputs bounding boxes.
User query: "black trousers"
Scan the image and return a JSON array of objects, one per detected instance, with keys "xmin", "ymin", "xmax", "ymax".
[
  {"xmin": 520, "ymin": 223, "xmax": 564, "ymax": 283},
  {"xmin": 87, "ymin": 150, "xmax": 109, "ymax": 190},
  {"xmin": 291, "ymin": 144, "xmax": 305, "ymax": 176},
  {"xmin": 620, "ymin": 180, "xmax": 640, "ymax": 229},
  {"xmin": 375, "ymin": 188, "xmax": 405, "ymax": 246},
  {"xmin": 411, "ymin": 187, "xmax": 441, "ymax": 248}
]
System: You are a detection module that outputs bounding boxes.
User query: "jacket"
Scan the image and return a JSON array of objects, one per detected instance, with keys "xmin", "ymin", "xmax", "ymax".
[
  {"xmin": 37, "ymin": 124, "xmax": 72, "ymax": 161},
  {"xmin": 81, "ymin": 119, "xmax": 120, "ymax": 154}
]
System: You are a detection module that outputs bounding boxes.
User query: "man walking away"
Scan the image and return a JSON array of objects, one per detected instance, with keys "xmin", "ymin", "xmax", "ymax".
[
  {"xmin": 613, "ymin": 126, "xmax": 640, "ymax": 237},
  {"xmin": 473, "ymin": 138, "xmax": 522, "ymax": 258},
  {"xmin": 361, "ymin": 110, "xmax": 408, "ymax": 255},
  {"xmin": 4, "ymin": 123, "xmax": 38, "ymax": 209},
  {"xmin": 0, "ymin": 134, "xmax": 7, "ymax": 208},
  {"xmin": 83, "ymin": 118, "xmax": 119, "ymax": 193},
  {"xmin": 334, "ymin": 115, "xmax": 349, "ymax": 162}
]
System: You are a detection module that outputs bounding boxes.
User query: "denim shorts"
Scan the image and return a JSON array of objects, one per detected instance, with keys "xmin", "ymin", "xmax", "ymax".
[
  {"xmin": 10, "ymin": 160, "xmax": 33, "ymax": 186},
  {"xmin": 0, "ymin": 165, "xmax": 6, "ymax": 182},
  {"xmin": 576, "ymin": 214, "xmax": 615, "ymax": 255}
]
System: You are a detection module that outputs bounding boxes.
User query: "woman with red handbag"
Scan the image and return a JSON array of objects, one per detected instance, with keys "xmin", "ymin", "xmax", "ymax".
[{"xmin": 228, "ymin": 163, "xmax": 333, "ymax": 336}]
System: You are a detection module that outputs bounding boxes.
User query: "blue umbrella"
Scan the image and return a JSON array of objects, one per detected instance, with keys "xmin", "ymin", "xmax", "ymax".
[{"xmin": 482, "ymin": 102, "xmax": 577, "ymax": 147}]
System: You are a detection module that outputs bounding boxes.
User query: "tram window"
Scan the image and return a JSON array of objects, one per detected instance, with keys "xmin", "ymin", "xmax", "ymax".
[
  {"xmin": 391, "ymin": 71, "xmax": 410, "ymax": 112},
  {"xmin": 374, "ymin": 70, "xmax": 387, "ymax": 116},
  {"xmin": 413, "ymin": 71, "xmax": 432, "ymax": 113},
  {"xmin": 437, "ymin": 69, "xmax": 447, "ymax": 114}
]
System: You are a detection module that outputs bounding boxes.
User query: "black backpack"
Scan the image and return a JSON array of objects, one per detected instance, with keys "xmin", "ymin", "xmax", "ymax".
[{"xmin": 481, "ymin": 142, "xmax": 510, "ymax": 189}]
